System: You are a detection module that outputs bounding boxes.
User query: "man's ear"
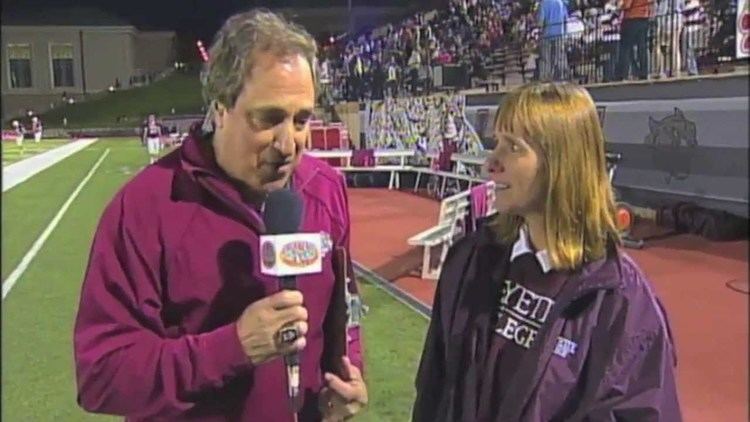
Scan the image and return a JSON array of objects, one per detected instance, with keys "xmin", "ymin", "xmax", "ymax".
[{"xmin": 214, "ymin": 102, "xmax": 227, "ymax": 129}]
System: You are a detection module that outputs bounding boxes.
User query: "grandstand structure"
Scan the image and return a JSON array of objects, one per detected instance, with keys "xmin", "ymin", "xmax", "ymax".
[
  {"xmin": 324, "ymin": 0, "xmax": 747, "ymax": 97},
  {"xmin": 299, "ymin": 0, "xmax": 750, "ymax": 223},
  {"xmin": 364, "ymin": 93, "xmax": 484, "ymax": 154}
]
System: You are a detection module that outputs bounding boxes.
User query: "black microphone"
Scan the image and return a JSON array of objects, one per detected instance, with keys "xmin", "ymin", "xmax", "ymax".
[
  {"xmin": 263, "ymin": 189, "xmax": 305, "ymax": 289},
  {"xmin": 262, "ymin": 188, "xmax": 306, "ymax": 413}
]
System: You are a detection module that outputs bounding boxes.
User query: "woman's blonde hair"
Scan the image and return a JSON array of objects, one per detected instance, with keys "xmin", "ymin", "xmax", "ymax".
[{"xmin": 490, "ymin": 82, "xmax": 620, "ymax": 270}]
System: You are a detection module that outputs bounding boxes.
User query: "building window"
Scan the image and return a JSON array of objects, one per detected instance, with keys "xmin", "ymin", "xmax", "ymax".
[
  {"xmin": 50, "ymin": 44, "xmax": 74, "ymax": 87},
  {"xmin": 7, "ymin": 44, "xmax": 32, "ymax": 88}
]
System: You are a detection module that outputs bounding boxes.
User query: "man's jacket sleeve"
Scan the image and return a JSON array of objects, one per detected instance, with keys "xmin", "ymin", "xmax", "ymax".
[{"xmin": 73, "ymin": 192, "xmax": 252, "ymax": 418}]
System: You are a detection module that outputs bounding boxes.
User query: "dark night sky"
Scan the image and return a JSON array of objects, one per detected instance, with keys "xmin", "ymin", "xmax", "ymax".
[{"xmin": 2, "ymin": 0, "xmax": 443, "ymax": 40}]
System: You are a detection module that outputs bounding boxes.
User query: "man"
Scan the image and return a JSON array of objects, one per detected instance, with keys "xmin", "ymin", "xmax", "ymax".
[
  {"xmin": 653, "ymin": 0, "xmax": 685, "ymax": 79},
  {"xmin": 598, "ymin": 0, "xmax": 622, "ymax": 82},
  {"xmin": 318, "ymin": 56, "xmax": 333, "ymax": 106},
  {"xmin": 74, "ymin": 9, "xmax": 368, "ymax": 422},
  {"xmin": 537, "ymin": 0, "xmax": 569, "ymax": 81},
  {"xmin": 681, "ymin": 0, "xmax": 705, "ymax": 76},
  {"xmin": 385, "ymin": 57, "xmax": 399, "ymax": 98},
  {"xmin": 616, "ymin": 0, "xmax": 652, "ymax": 80}
]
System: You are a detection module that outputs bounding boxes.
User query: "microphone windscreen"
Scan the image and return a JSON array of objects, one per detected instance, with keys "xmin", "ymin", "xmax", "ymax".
[{"xmin": 262, "ymin": 189, "xmax": 304, "ymax": 235}]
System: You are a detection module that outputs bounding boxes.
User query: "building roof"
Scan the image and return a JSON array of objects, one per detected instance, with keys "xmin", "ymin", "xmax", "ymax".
[{"xmin": 1, "ymin": 7, "xmax": 134, "ymax": 28}]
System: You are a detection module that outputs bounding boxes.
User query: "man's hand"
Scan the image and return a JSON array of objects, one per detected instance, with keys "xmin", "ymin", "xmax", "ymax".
[
  {"xmin": 235, "ymin": 290, "xmax": 308, "ymax": 365},
  {"xmin": 319, "ymin": 356, "xmax": 368, "ymax": 422}
]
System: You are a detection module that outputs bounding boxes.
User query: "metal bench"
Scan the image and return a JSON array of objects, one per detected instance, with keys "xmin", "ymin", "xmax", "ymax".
[{"xmin": 407, "ymin": 189, "xmax": 471, "ymax": 280}]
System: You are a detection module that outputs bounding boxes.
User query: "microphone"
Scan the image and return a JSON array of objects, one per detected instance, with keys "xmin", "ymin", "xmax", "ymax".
[{"xmin": 261, "ymin": 189, "xmax": 322, "ymax": 413}]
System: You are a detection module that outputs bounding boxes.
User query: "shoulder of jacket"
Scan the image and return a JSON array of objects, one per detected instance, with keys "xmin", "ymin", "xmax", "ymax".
[
  {"xmin": 598, "ymin": 250, "xmax": 672, "ymax": 341},
  {"xmin": 105, "ymin": 151, "xmax": 181, "ymax": 224}
]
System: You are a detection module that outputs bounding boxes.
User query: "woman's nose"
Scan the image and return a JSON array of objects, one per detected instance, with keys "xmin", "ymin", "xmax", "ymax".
[{"xmin": 485, "ymin": 156, "xmax": 504, "ymax": 175}]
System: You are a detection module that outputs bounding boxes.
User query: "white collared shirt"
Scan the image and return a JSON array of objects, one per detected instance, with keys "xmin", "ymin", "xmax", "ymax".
[{"xmin": 510, "ymin": 226, "xmax": 553, "ymax": 274}]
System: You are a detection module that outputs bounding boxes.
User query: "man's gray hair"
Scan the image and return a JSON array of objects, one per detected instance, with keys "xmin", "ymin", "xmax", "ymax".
[{"xmin": 201, "ymin": 9, "xmax": 318, "ymax": 109}]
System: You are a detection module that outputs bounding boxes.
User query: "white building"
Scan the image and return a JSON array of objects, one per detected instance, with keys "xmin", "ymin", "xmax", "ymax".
[{"xmin": 1, "ymin": 7, "xmax": 176, "ymax": 120}]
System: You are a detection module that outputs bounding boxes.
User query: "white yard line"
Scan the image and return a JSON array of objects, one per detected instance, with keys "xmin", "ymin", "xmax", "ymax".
[
  {"xmin": 2, "ymin": 138, "xmax": 99, "ymax": 192},
  {"xmin": 2, "ymin": 148, "xmax": 110, "ymax": 301}
]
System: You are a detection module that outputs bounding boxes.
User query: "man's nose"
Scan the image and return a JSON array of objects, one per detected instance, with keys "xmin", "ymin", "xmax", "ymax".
[{"xmin": 273, "ymin": 122, "xmax": 297, "ymax": 157}]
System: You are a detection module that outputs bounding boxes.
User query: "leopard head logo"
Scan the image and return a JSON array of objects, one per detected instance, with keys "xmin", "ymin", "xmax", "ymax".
[{"xmin": 644, "ymin": 107, "xmax": 698, "ymax": 183}]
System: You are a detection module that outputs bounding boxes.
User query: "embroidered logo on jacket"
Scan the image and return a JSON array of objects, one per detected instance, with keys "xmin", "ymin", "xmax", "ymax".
[
  {"xmin": 495, "ymin": 279, "xmax": 578, "ymax": 358},
  {"xmin": 495, "ymin": 279, "xmax": 554, "ymax": 349},
  {"xmin": 553, "ymin": 337, "xmax": 578, "ymax": 358}
]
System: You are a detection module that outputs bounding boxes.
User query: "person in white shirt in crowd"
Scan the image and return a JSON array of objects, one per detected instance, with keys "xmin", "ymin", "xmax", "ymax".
[
  {"xmin": 385, "ymin": 57, "xmax": 399, "ymax": 98},
  {"xmin": 444, "ymin": 109, "xmax": 458, "ymax": 147},
  {"xmin": 408, "ymin": 48, "xmax": 422, "ymax": 94},
  {"xmin": 318, "ymin": 56, "xmax": 332, "ymax": 106},
  {"xmin": 567, "ymin": 10, "xmax": 586, "ymax": 41},
  {"xmin": 352, "ymin": 52, "xmax": 365, "ymax": 101},
  {"xmin": 31, "ymin": 116, "xmax": 43, "ymax": 143},
  {"xmin": 599, "ymin": 0, "xmax": 622, "ymax": 82},
  {"xmin": 654, "ymin": 0, "xmax": 685, "ymax": 78},
  {"xmin": 681, "ymin": 0, "xmax": 705, "ymax": 76}
]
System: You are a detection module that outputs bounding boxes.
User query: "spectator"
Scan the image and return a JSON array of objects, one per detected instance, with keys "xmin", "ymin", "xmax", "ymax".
[
  {"xmin": 682, "ymin": 0, "xmax": 705, "ymax": 75},
  {"xmin": 385, "ymin": 58, "xmax": 399, "ymax": 97},
  {"xmin": 654, "ymin": 0, "xmax": 685, "ymax": 78},
  {"xmin": 408, "ymin": 48, "xmax": 422, "ymax": 94},
  {"xmin": 318, "ymin": 57, "xmax": 333, "ymax": 105},
  {"xmin": 616, "ymin": 0, "xmax": 652, "ymax": 80},
  {"xmin": 371, "ymin": 58, "xmax": 386, "ymax": 100},
  {"xmin": 351, "ymin": 53, "xmax": 365, "ymax": 101},
  {"xmin": 599, "ymin": 0, "xmax": 622, "ymax": 82},
  {"xmin": 538, "ymin": 0, "xmax": 570, "ymax": 81}
]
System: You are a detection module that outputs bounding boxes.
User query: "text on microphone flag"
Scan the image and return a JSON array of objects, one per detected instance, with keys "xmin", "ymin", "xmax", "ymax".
[{"xmin": 259, "ymin": 233, "xmax": 324, "ymax": 276}]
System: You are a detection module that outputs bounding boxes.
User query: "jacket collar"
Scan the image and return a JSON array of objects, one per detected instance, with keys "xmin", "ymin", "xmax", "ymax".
[
  {"xmin": 172, "ymin": 123, "xmax": 225, "ymax": 200},
  {"xmin": 479, "ymin": 224, "xmax": 623, "ymax": 297},
  {"xmin": 171, "ymin": 123, "xmax": 321, "ymax": 232},
  {"xmin": 510, "ymin": 225, "xmax": 553, "ymax": 274}
]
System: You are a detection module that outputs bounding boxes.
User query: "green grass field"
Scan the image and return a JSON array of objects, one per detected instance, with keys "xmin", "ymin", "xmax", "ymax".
[
  {"xmin": 31, "ymin": 71, "xmax": 203, "ymax": 129},
  {"xmin": 1, "ymin": 138, "xmax": 427, "ymax": 421},
  {"xmin": 2, "ymin": 139, "xmax": 72, "ymax": 167}
]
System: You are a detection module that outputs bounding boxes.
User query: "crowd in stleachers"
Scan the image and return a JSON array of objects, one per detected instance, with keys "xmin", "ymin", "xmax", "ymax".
[
  {"xmin": 534, "ymin": 0, "xmax": 713, "ymax": 82},
  {"xmin": 316, "ymin": 0, "xmax": 736, "ymax": 103},
  {"xmin": 365, "ymin": 93, "xmax": 484, "ymax": 157},
  {"xmin": 318, "ymin": 0, "xmax": 528, "ymax": 102}
]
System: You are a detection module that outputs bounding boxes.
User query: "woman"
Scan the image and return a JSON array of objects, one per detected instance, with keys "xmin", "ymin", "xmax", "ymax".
[{"xmin": 413, "ymin": 83, "xmax": 681, "ymax": 421}]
